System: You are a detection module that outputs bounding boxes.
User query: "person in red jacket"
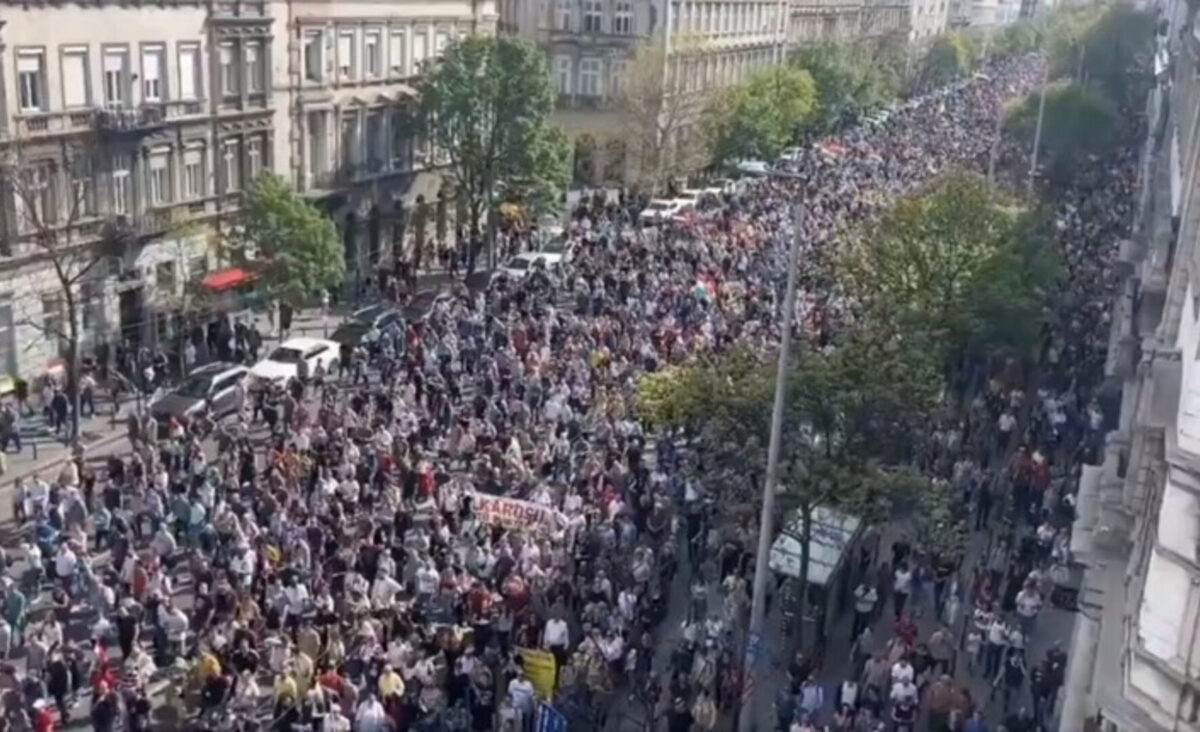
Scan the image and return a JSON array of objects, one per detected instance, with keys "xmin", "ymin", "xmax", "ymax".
[{"xmin": 32, "ymin": 699, "xmax": 55, "ymax": 732}]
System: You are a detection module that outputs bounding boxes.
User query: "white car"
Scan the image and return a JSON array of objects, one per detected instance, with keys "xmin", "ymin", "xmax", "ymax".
[
  {"xmin": 492, "ymin": 252, "xmax": 564, "ymax": 283},
  {"xmin": 639, "ymin": 198, "xmax": 691, "ymax": 223},
  {"xmin": 777, "ymin": 146, "xmax": 804, "ymax": 164},
  {"xmin": 681, "ymin": 187, "xmax": 723, "ymax": 208},
  {"xmin": 734, "ymin": 159, "xmax": 771, "ymax": 177},
  {"xmin": 250, "ymin": 336, "xmax": 340, "ymax": 384}
]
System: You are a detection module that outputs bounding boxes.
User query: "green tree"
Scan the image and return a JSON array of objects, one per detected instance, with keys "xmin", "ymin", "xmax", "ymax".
[
  {"xmin": 792, "ymin": 41, "xmax": 893, "ymax": 136},
  {"xmin": 1006, "ymin": 82, "xmax": 1119, "ymax": 185},
  {"xmin": 1050, "ymin": 4, "xmax": 1154, "ymax": 111},
  {"xmin": 227, "ymin": 173, "xmax": 344, "ymax": 308},
  {"xmin": 414, "ymin": 35, "xmax": 568, "ymax": 271},
  {"xmin": 706, "ymin": 65, "xmax": 816, "ymax": 163},
  {"xmin": 622, "ymin": 36, "xmax": 714, "ymax": 189},
  {"xmin": 635, "ymin": 324, "xmax": 940, "ymax": 641},
  {"xmin": 919, "ymin": 32, "xmax": 976, "ymax": 88},
  {"xmin": 992, "ymin": 20, "xmax": 1044, "ymax": 60},
  {"xmin": 839, "ymin": 172, "xmax": 1060, "ymax": 372}
]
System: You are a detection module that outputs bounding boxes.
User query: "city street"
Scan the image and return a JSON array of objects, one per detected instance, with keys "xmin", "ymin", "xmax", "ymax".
[{"xmin": 0, "ymin": 53, "xmax": 1126, "ymax": 732}]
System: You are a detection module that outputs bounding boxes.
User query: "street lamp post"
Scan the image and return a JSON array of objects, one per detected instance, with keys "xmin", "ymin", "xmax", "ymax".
[
  {"xmin": 1027, "ymin": 61, "xmax": 1050, "ymax": 197},
  {"xmin": 738, "ymin": 174, "xmax": 805, "ymax": 732}
]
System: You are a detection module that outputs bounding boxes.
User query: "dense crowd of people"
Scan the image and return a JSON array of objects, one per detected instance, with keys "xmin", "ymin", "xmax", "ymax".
[{"xmin": 0, "ymin": 51, "xmax": 1133, "ymax": 732}]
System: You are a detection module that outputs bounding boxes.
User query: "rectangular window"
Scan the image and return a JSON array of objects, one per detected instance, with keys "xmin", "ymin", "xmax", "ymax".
[
  {"xmin": 578, "ymin": 57, "xmax": 602, "ymax": 97},
  {"xmin": 244, "ymin": 41, "xmax": 263, "ymax": 93},
  {"xmin": 304, "ymin": 32, "xmax": 323, "ymax": 82},
  {"xmin": 61, "ymin": 48, "xmax": 89, "ymax": 108},
  {"xmin": 72, "ymin": 169, "xmax": 95, "ymax": 218},
  {"xmin": 15, "ymin": 165, "xmax": 56, "ymax": 229},
  {"xmin": 341, "ymin": 114, "xmax": 358, "ymax": 170},
  {"xmin": 554, "ymin": 56, "xmax": 571, "ymax": 95},
  {"xmin": 610, "ymin": 59, "xmax": 627, "ymax": 97},
  {"xmin": 583, "ymin": 0, "xmax": 602, "ymax": 31},
  {"xmin": 435, "ymin": 31, "xmax": 450, "ymax": 57},
  {"xmin": 338, "ymin": 31, "xmax": 355, "ymax": 78},
  {"xmin": 102, "ymin": 48, "xmax": 127, "ymax": 107},
  {"xmin": 364, "ymin": 30, "xmax": 382, "ymax": 77},
  {"xmin": 17, "ymin": 50, "xmax": 45, "ymax": 112},
  {"xmin": 42, "ymin": 294, "xmax": 63, "ymax": 345},
  {"xmin": 389, "ymin": 31, "xmax": 407, "ymax": 76},
  {"xmin": 142, "ymin": 45, "xmax": 165, "ymax": 102},
  {"xmin": 247, "ymin": 138, "xmax": 263, "ymax": 179},
  {"xmin": 149, "ymin": 153, "xmax": 170, "ymax": 205},
  {"xmin": 366, "ymin": 112, "xmax": 384, "ymax": 170},
  {"xmin": 111, "ymin": 155, "xmax": 130, "ymax": 216},
  {"xmin": 183, "ymin": 148, "xmax": 203, "ymax": 199},
  {"xmin": 391, "ymin": 110, "xmax": 413, "ymax": 169},
  {"xmin": 412, "ymin": 31, "xmax": 427, "ymax": 69},
  {"xmin": 556, "ymin": 0, "xmax": 572, "ymax": 30},
  {"xmin": 156, "ymin": 261, "xmax": 176, "ymax": 293},
  {"xmin": 219, "ymin": 42, "xmax": 237, "ymax": 95},
  {"xmin": 222, "ymin": 141, "xmax": 240, "ymax": 192},
  {"xmin": 178, "ymin": 44, "xmax": 200, "ymax": 100},
  {"xmin": 614, "ymin": 2, "xmax": 633, "ymax": 33}
]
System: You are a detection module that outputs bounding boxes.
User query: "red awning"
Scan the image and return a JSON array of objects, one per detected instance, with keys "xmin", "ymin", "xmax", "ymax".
[{"xmin": 201, "ymin": 267, "xmax": 255, "ymax": 292}]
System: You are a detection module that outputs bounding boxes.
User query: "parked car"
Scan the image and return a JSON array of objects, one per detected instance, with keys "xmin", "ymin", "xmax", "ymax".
[
  {"xmin": 734, "ymin": 159, "xmax": 771, "ymax": 177},
  {"xmin": 639, "ymin": 198, "xmax": 692, "ymax": 223},
  {"xmin": 330, "ymin": 304, "xmax": 403, "ymax": 346},
  {"xmin": 249, "ymin": 337, "xmax": 340, "ymax": 384},
  {"xmin": 150, "ymin": 363, "xmax": 249, "ymax": 422},
  {"xmin": 492, "ymin": 252, "xmax": 565, "ymax": 283},
  {"xmin": 777, "ymin": 146, "xmax": 804, "ymax": 165}
]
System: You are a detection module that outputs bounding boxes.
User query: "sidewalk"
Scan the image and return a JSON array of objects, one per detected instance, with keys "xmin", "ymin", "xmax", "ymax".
[{"xmin": 0, "ymin": 268, "xmax": 484, "ymax": 496}]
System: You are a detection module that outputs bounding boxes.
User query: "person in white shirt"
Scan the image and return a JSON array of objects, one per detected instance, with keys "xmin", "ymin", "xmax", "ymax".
[
  {"xmin": 354, "ymin": 694, "xmax": 388, "ymax": 732},
  {"xmin": 1015, "ymin": 584, "xmax": 1042, "ymax": 638},
  {"xmin": 892, "ymin": 563, "xmax": 913, "ymax": 619},
  {"xmin": 507, "ymin": 670, "xmax": 535, "ymax": 717},
  {"xmin": 889, "ymin": 677, "xmax": 918, "ymax": 706},
  {"xmin": 54, "ymin": 544, "xmax": 77, "ymax": 588},
  {"xmin": 891, "ymin": 658, "xmax": 914, "ymax": 686}
]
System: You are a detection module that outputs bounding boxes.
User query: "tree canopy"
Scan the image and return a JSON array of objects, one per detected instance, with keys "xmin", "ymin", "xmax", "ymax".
[
  {"xmin": 414, "ymin": 35, "xmax": 568, "ymax": 263},
  {"xmin": 791, "ymin": 41, "xmax": 894, "ymax": 136},
  {"xmin": 839, "ymin": 172, "xmax": 1061, "ymax": 367},
  {"xmin": 622, "ymin": 37, "xmax": 713, "ymax": 189},
  {"xmin": 919, "ymin": 32, "xmax": 976, "ymax": 88},
  {"xmin": 1050, "ymin": 3, "xmax": 1154, "ymax": 111},
  {"xmin": 1006, "ymin": 82, "xmax": 1119, "ymax": 185},
  {"xmin": 228, "ymin": 173, "xmax": 344, "ymax": 307},
  {"xmin": 705, "ymin": 65, "xmax": 816, "ymax": 163},
  {"xmin": 992, "ymin": 20, "xmax": 1044, "ymax": 60}
]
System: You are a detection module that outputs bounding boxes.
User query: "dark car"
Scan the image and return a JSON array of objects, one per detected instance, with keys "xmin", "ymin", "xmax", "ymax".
[
  {"xmin": 149, "ymin": 363, "xmax": 249, "ymax": 423},
  {"xmin": 330, "ymin": 305, "xmax": 403, "ymax": 346}
]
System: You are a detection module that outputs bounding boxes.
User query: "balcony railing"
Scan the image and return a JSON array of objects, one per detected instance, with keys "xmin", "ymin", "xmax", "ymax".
[
  {"xmin": 93, "ymin": 105, "xmax": 167, "ymax": 135},
  {"xmin": 308, "ymin": 158, "xmax": 399, "ymax": 190}
]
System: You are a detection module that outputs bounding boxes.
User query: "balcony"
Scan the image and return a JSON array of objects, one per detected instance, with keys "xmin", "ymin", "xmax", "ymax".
[
  {"xmin": 307, "ymin": 158, "xmax": 398, "ymax": 191},
  {"xmin": 99, "ymin": 208, "xmax": 177, "ymax": 248},
  {"xmin": 93, "ymin": 106, "xmax": 167, "ymax": 137},
  {"xmin": 557, "ymin": 93, "xmax": 611, "ymax": 111}
]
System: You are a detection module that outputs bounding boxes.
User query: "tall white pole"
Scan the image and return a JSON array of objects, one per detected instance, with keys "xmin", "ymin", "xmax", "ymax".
[
  {"xmin": 738, "ymin": 196, "xmax": 804, "ymax": 732},
  {"xmin": 1027, "ymin": 60, "xmax": 1049, "ymax": 196}
]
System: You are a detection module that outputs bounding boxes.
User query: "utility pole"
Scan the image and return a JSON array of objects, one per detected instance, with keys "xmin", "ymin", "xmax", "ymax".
[
  {"xmin": 1027, "ymin": 60, "xmax": 1049, "ymax": 197},
  {"xmin": 738, "ymin": 192, "xmax": 804, "ymax": 732}
]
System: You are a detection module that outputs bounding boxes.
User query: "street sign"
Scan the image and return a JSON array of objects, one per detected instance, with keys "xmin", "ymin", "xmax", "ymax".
[{"xmin": 535, "ymin": 702, "xmax": 567, "ymax": 732}]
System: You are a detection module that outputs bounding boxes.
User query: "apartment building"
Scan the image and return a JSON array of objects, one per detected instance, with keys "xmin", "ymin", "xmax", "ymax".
[
  {"xmin": 0, "ymin": 0, "xmax": 273, "ymax": 378},
  {"xmin": 270, "ymin": 0, "xmax": 494, "ymax": 287},
  {"xmin": 505, "ymin": 0, "xmax": 788, "ymax": 186},
  {"xmin": 788, "ymin": 0, "xmax": 909, "ymax": 46},
  {"xmin": 1060, "ymin": 1, "xmax": 1200, "ymax": 730},
  {"xmin": 907, "ymin": 0, "xmax": 948, "ymax": 39}
]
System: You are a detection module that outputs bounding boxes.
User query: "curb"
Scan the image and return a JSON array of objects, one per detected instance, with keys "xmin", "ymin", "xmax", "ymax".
[{"xmin": 0, "ymin": 429, "xmax": 127, "ymax": 488}]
